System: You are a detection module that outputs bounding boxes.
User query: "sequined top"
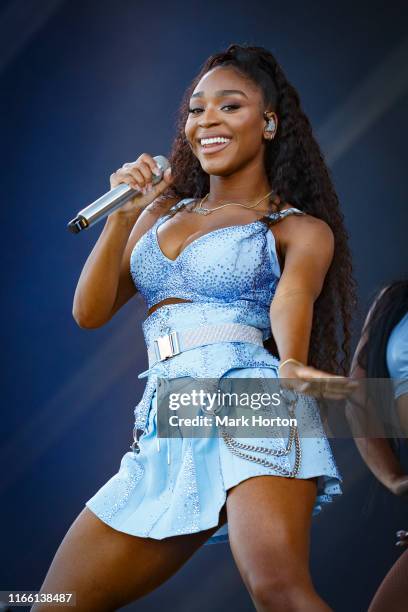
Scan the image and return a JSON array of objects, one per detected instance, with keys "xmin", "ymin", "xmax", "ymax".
[
  {"xmin": 130, "ymin": 197, "xmax": 306, "ymax": 433},
  {"xmin": 130, "ymin": 197, "xmax": 306, "ymax": 336},
  {"xmin": 386, "ymin": 311, "xmax": 408, "ymax": 398}
]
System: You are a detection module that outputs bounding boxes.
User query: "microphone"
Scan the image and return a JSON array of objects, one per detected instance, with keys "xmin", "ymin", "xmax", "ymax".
[{"xmin": 67, "ymin": 155, "xmax": 170, "ymax": 234}]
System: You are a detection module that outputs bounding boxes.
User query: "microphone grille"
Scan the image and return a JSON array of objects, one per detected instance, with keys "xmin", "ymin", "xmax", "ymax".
[{"xmin": 152, "ymin": 155, "xmax": 170, "ymax": 184}]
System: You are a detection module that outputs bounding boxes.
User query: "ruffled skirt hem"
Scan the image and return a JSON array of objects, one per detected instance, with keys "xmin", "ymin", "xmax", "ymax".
[
  {"xmin": 84, "ymin": 304, "xmax": 343, "ymax": 546},
  {"xmin": 85, "ymin": 464, "xmax": 341, "ymax": 546}
]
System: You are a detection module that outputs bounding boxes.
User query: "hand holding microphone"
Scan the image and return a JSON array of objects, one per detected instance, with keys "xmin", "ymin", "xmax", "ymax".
[
  {"xmin": 67, "ymin": 154, "xmax": 173, "ymax": 233},
  {"xmin": 109, "ymin": 154, "xmax": 173, "ymax": 216}
]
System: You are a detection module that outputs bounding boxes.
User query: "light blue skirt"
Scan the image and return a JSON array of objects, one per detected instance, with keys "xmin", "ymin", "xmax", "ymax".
[{"xmin": 85, "ymin": 302, "xmax": 342, "ymax": 545}]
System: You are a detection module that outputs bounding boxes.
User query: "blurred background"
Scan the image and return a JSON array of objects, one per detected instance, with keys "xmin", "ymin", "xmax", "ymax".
[{"xmin": 1, "ymin": 0, "xmax": 407, "ymax": 610}]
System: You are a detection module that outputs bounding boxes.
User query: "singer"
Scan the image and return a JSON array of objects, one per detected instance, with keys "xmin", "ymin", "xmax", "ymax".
[{"xmin": 34, "ymin": 44, "xmax": 357, "ymax": 611}]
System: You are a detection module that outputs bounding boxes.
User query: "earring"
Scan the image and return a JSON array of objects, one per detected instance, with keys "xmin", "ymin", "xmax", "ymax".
[
  {"xmin": 264, "ymin": 112, "xmax": 276, "ymax": 138},
  {"xmin": 266, "ymin": 119, "xmax": 276, "ymax": 133}
]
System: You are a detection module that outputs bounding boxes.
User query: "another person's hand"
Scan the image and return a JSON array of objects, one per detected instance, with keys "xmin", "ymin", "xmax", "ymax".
[
  {"xmin": 396, "ymin": 529, "xmax": 408, "ymax": 548},
  {"xmin": 279, "ymin": 359, "xmax": 358, "ymax": 400}
]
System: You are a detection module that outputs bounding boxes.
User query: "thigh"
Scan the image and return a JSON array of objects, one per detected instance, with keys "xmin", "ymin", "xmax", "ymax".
[
  {"xmin": 226, "ymin": 475, "xmax": 317, "ymax": 585},
  {"xmin": 368, "ymin": 548, "xmax": 408, "ymax": 612},
  {"xmin": 32, "ymin": 504, "xmax": 227, "ymax": 612}
]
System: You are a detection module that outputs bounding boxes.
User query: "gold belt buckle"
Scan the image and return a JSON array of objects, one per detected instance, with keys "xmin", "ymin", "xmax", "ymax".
[{"xmin": 154, "ymin": 330, "xmax": 181, "ymax": 361}]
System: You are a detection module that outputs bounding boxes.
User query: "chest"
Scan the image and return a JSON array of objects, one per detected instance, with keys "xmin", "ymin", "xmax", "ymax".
[
  {"xmin": 155, "ymin": 210, "xmax": 285, "ymax": 272},
  {"xmin": 130, "ymin": 219, "xmax": 281, "ymax": 305}
]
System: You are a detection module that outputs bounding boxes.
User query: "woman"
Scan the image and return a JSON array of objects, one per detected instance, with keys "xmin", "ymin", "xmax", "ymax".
[
  {"xmin": 346, "ymin": 280, "xmax": 408, "ymax": 612},
  {"xmin": 34, "ymin": 44, "xmax": 357, "ymax": 612}
]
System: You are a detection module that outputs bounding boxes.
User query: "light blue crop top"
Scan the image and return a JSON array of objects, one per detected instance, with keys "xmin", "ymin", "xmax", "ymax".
[
  {"xmin": 130, "ymin": 198, "xmax": 306, "ymax": 314},
  {"xmin": 386, "ymin": 311, "xmax": 408, "ymax": 398}
]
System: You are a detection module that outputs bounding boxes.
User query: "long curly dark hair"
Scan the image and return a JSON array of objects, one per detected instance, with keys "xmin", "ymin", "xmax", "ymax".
[
  {"xmin": 357, "ymin": 280, "xmax": 408, "ymax": 378},
  {"xmin": 156, "ymin": 43, "xmax": 357, "ymax": 375},
  {"xmin": 355, "ymin": 280, "xmax": 408, "ymax": 442},
  {"xmin": 352, "ymin": 281, "xmax": 408, "ymax": 513}
]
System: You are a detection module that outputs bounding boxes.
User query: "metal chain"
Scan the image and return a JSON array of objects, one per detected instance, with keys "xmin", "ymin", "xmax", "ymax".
[
  {"xmin": 220, "ymin": 402, "xmax": 302, "ymax": 478},
  {"xmin": 221, "ymin": 426, "xmax": 302, "ymax": 477},
  {"xmin": 221, "ymin": 421, "xmax": 296, "ymax": 456},
  {"xmin": 130, "ymin": 389, "xmax": 303, "ymax": 478},
  {"xmin": 193, "ymin": 191, "xmax": 277, "ymax": 215}
]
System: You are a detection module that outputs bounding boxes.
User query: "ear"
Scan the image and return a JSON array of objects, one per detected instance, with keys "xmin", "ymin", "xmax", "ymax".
[{"xmin": 263, "ymin": 111, "xmax": 278, "ymax": 138}]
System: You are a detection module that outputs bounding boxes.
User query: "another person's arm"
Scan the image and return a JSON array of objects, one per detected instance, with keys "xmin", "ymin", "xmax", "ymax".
[{"xmin": 346, "ymin": 295, "xmax": 408, "ymax": 497}]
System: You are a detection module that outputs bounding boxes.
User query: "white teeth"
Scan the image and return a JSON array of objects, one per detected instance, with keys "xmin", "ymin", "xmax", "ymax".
[{"xmin": 200, "ymin": 136, "xmax": 231, "ymax": 146}]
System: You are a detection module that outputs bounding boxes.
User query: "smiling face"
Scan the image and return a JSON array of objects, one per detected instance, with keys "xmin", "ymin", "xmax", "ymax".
[{"xmin": 185, "ymin": 66, "xmax": 276, "ymax": 177}]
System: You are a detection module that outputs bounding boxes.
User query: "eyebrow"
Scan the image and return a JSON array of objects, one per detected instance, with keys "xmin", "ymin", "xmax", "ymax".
[{"xmin": 190, "ymin": 89, "xmax": 248, "ymax": 99}]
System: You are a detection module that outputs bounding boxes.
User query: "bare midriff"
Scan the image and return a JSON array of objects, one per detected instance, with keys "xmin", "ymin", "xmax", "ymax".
[{"xmin": 147, "ymin": 297, "xmax": 193, "ymax": 317}]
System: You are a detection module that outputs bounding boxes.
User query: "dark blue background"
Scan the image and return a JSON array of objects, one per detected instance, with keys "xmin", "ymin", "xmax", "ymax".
[{"xmin": 1, "ymin": 0, "xmax": 407, "ymax": 610}]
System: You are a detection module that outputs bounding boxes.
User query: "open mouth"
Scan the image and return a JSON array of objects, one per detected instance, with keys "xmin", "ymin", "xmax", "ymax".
[{"xmin": 199, "ymin": 138, "xmax": 232, "ymax": 155}]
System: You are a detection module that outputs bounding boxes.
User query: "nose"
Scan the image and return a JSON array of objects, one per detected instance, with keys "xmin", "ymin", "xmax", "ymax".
[
  {"xmin": 198, "ymin": 105, "xmax": 221, "ymax": 127},
  {"xmin": 199, "ymin": 119, "xmax": 220, "ymax": 128}
]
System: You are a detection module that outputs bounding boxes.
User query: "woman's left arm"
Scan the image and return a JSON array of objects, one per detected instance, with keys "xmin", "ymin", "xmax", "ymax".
[
  {"xmin": 270, "ymin": 215, "xmax": 356, "ymax": 398},
  {"xmin": 270, "ymin": 215, "xmax": 334, "ymax": 364}
]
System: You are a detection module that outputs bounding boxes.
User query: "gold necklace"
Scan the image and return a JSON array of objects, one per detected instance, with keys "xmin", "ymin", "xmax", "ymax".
[{"xmin": 192, "ymin": 190, "xmax": 277, "ymax": 216}]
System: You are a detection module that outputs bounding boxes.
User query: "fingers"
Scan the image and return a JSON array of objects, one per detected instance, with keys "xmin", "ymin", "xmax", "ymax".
[
  {"xmin": 396, "ymin": 530, "xmax": 408, "ymax": 547},
  {"xmin": 139, "ymin": 153, "xmax": 162, "ymax": 178},
  {"xmin": 298, "ymin": 382, "xmax": 347, "ymax": 400},
  {"xmin": 280, "ymin": 365, "xmax": 358, "ymax": 400},
  {"xmin": 163, "ymin": 166, "xmax": 173, "ymax": 184},
  {"xmin": 299, "ymin": 379, "xmax": 357, "ymax": 398},
  {"xmin": 124, "ymin": 160, "xmax": 154, "ymax": 189},
  {"xmin": 109, "ymin": 153, "xmax": 169, "ymax": 193}
]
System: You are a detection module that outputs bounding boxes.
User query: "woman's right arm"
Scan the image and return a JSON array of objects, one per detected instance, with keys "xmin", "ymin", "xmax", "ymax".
[{"xmin": 72, "ymin": 154, "xmax": 173, "ymax": 329}]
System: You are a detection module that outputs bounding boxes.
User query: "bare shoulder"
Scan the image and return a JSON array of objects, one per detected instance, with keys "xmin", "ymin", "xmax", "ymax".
[{"xmin": 278, "ymin": 207, "xmax": 334, "ymax": 252}]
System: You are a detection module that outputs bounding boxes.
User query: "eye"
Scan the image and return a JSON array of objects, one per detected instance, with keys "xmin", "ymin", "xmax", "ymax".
[{"xmin": 188, "ymin": 104, "xmax": 241, "ymax": 114}]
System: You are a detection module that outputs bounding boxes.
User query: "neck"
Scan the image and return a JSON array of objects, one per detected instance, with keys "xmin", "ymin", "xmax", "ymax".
[{"xmin": 207, "ymin": 159, "xmax": 272, "ymax": 205}]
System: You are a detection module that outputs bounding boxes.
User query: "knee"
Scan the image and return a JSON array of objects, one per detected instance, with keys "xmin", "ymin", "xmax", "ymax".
[{"xmin": 246, "ymin": 571, "xmax": 312, "ymax": 612}]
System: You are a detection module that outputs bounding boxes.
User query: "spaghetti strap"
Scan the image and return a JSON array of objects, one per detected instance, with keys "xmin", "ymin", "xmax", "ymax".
[
  {"xmin": 164, "ymin": 200, "xmax": 305, "ymax": 232},
  {"xmin": 266, "ymin": 206, "xmax": 306, "ymax": 224},
  {"xmin": 168, "ymin": 198, "xmax": 195, "ymax": 214}
]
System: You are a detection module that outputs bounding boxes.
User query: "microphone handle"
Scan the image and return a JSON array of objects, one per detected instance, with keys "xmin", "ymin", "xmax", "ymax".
[
  {"xmin": 67, "ymin": 183, "xmax": 141, "ymax": 234},
  {"xmin": 67, "ymin": 154, "xmax": 169, "ymax": 234}
]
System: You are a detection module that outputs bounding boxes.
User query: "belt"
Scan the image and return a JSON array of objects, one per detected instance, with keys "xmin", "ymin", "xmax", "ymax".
[{"xmin": 147, "ymin": 323, "xmax": 264, "ymax": 367}]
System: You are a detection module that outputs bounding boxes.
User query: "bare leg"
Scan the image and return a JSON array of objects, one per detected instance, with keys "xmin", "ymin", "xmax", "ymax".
[
  {"xmin": 368, "ymin": 548, "xmax": 408, "ymax": 612},
  {"xmin": 31, "ymin": 504, "xmax": 227, "ymax": 612},
  {"xmin": 226, "ymin": 475, "xmax": 332, "ymax": 612}
]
